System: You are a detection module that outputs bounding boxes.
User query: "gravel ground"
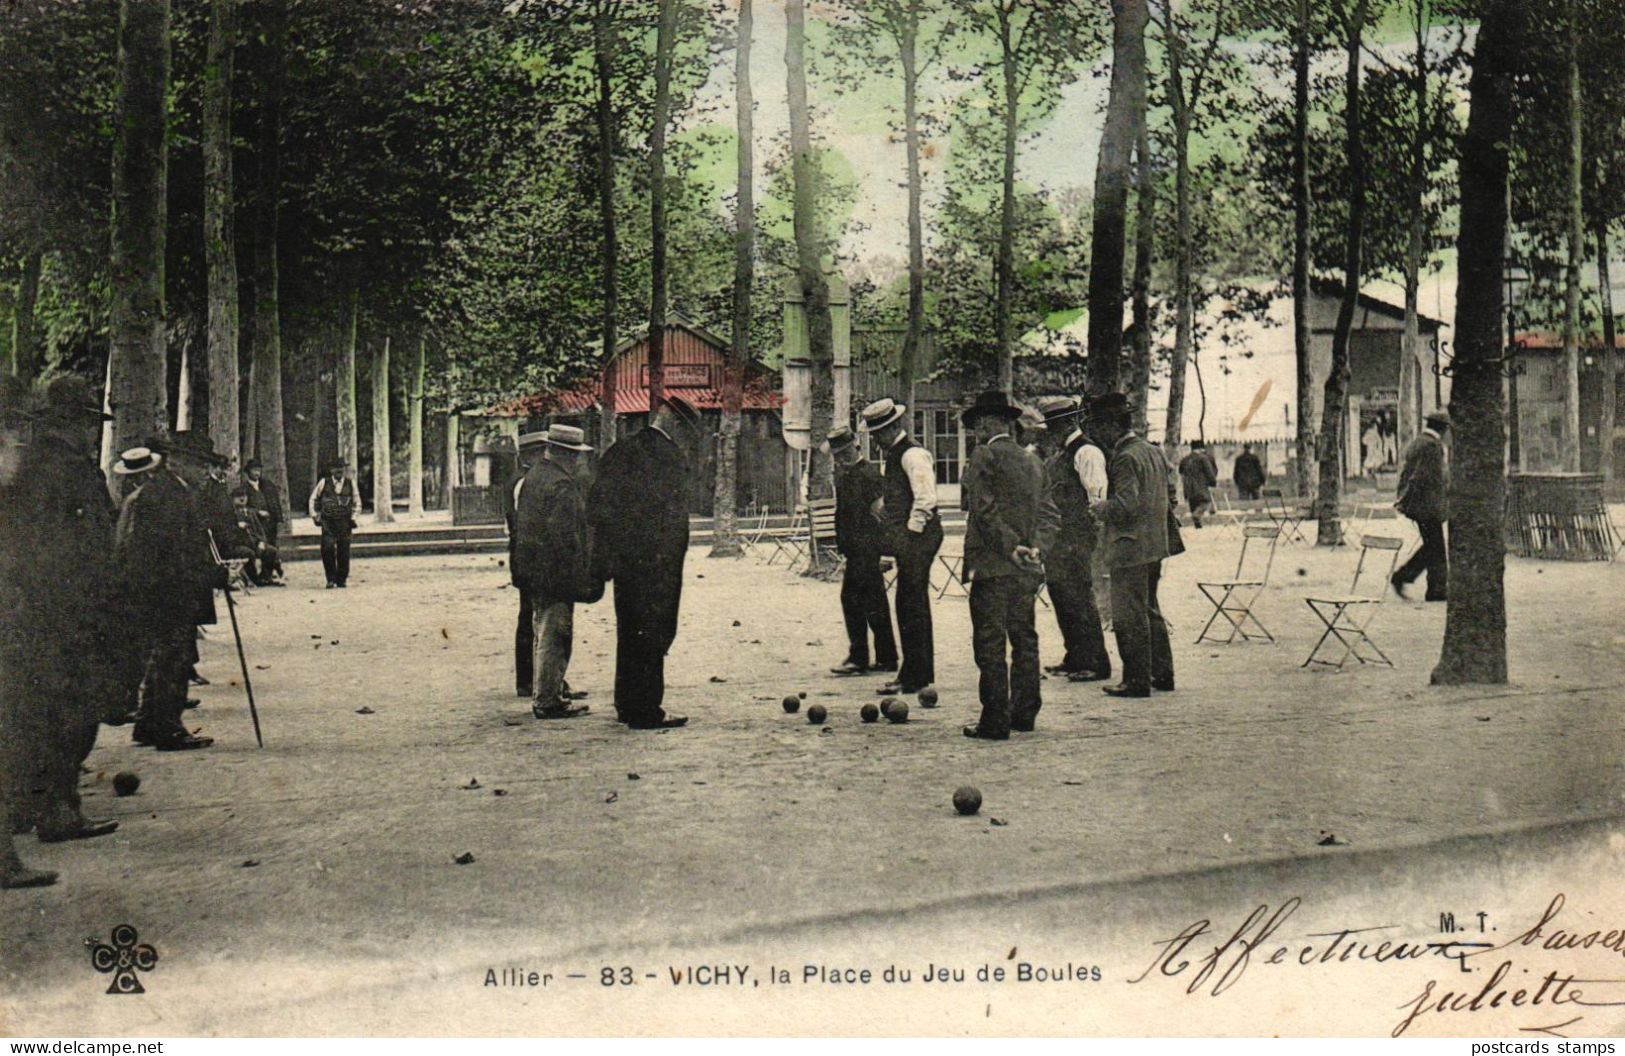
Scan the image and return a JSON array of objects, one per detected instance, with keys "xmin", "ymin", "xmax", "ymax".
[{"xmin": 3, "ymin": 525, "xmax": 1621, "ymax": 1035}]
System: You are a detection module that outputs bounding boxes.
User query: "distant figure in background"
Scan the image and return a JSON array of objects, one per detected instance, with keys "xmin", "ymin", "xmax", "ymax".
[
  {"xmin": 513, "ymin": 426, "xmax": 599, "ymax": 720},
  {"xmin": 506, "ymin": 431, "xmax": 550, "ymax": 698},
  {"xmin": 309, "ymin": 458, "xmax": 359, "ymax": 589},
  {"xmin": 1177, "ymin": 440, "xmax": 1218, "ymax": 528},
  {"xmin": 1232, "ymin": 444, "xmax": 1265, "ymax": 501},
  {"xmin": 590, "ymin": 401, "xmax": 691, "ymax": 729},
  {"xmin": 860, "ymin": 397, "xmax": 941, "ymax": 697},
  {"xmin": 828, "ymin": 425, "xmax": 897, "ymax": 676},
  {"xmin": 1392, "ymin": 410, "xmax": 1450, "ymax": 602},
  {"xmin": 236, "ymin": 458, "xmax": 285, "ymax": 585}
]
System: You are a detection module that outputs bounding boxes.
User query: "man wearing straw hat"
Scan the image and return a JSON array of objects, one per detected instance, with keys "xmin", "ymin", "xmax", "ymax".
[
  {"xmin": 513, "ymin": 424, "xmax": 598, "ymax": 720},
  {"xmin": 1035, "ymin": 395, "xmax": 1112, "ymax": 684},
  {"xmin": 506, "ymin": 428, "xmax": 550, "ymax": 698},
  {"xmin": 858, "ymin": 397, "xmax": 941, "ymax": 697}
]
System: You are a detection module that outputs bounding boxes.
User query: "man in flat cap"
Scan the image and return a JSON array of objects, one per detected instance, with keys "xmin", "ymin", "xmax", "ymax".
[
  {"xmin": 1035, "ymin": 396, "xmax": 1112, "ymax": 683},
  {"xmin": 309, "ymin": 457, "xmax": 360, "ymax": 588},
  {"xmin": 513, "ymin": 425, "xmax": 599, "ymax": 720},
  {"xmin": 828, "ymin": 424, "xmax": 897, "ymax": 676},
  {"xmin": 1085, "ymin": 392, "xmax": 1176, "ymax": 699},
  {"xmin": 1392, "ymin": 410, "xmax": 1451, "ymax": 601},
  {"xmin": 959, "ymin": 391, "xmax": 1053, "ymax": 739},
  {"xmin": 3, "ymin": 376, "xmax": 124, "ymax": 840},
  {"xmin": 859, "ymin": 397, "xmax": 941, "ymax": 696},
  {"xmin": 589, "ymin": 401, "xmax": 691, "ymax": 729}
]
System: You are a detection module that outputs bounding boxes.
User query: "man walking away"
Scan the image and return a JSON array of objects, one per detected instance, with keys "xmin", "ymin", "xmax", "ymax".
[
  {"xmin": 589, "ymin": 401, "xmax": 691, "ymax": 729},
  {"xmin": 1178, "ymin": 440, "xmax": 1218, "ymax": 528},
  {"xmin": 959, "ymin": 392, "xmax": 1052, "ymax": 740},
  {"xmin": 513, "ymin": 426, "xmax": 599, "ymax": 720},
  {"xmin": 829, "ymin": 425, "xmax": 898, "ymax": 676},
  {"xmin": 1035, "ymin": 396, "xmax": 1112, "ymax": 684},
  {"xmin": 506, "ymin": 431, "xmax": 549, "ymax": 697},
  {"xmin": 1086, "ymin": 394, "xmax": 1176, "ymax": 699},
  {"xmin": 309, "ymin": 458, "xmax": 359, "ymax": 588},
  {"xmin": 1233, "ymin": 443, "xmax": 1265, "ymax": 501},
  {"xmin": 1392, "ymin": 410, "xmax": 1450, "ymax": 602},
  {"xmin": 859, "ymin": 398, "xmax": 941, "ymax": 696}
]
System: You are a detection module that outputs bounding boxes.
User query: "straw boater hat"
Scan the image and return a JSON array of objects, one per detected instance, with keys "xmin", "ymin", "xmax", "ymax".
[
  {"xmin": 114, "ymin": 446, "xmax": 162, "ymax": 476},
  {"xmin": 545, "ymin": 424, "xmax": 592, "ymax": 452},
  {"xmin": 826, "ymin": 424, "xmax": 856, "ymax": 451},
  {"xmin": 858, "ymin": 398, "xmax": 907, "ymax": 432},
  {"xmin": 1036, "ymin": 395, "xmax": 1081, "ymax": 424},
  {"xmin": 517, "ymin": 428, "xmax": 551, "ymax": 449},
  {"xmin": 960, "ymin": 390, "xmax": 1024, "ymax": 426}
]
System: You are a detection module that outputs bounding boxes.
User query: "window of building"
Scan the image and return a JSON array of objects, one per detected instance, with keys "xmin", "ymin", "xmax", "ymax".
[{"xmin": 914, "ymin": 408, "xmax": 961, "ymax": 485}]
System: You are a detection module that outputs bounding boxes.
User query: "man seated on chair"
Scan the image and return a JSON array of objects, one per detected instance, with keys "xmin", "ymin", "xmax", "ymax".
[
  {"xmin": 1391, "ymin": 410, "xmax": 1450, "ymax": 602},
  {"xmin": 828, "ymin": 425, "xmax": 897, "ymax": 676},
  {"xmin": 236, "ymin": 458, "xmax": 285, "ymax": 585}
]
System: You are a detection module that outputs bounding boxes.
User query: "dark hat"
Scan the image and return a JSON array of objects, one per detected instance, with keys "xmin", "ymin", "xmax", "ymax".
[
  {"xmin": 859, "ymin": 398, "xmax": 907, "ymax": 432},
  {"xmin": 1035, "ymin": 396, "xmax": 1081, "ymax": 423},
  {"xmin": 1085, "ymin": 392, "xmax": 1132, "ymax": 420},
  {"xmin": 328, "ymin": 456, "xmax": 348, "ymax": 470},
  {"xmin": 1425, "ymin": 410, "xmax": 1452, "ymax": 428},
  {"xmin": 39, "ymin": 375, "xmax": 111, "ymax": 422},
  {"xmin": 165, "ymin": 429, "xmax": 228, "ymax": 465},
  {"xmin": 961, "ymin": 390, "xmax": 1023, "ymax": 426},
  {"xmin": 243, "ymin": 457, "xmax": 263, "ymax": 472},
  {"xmin": 827, "ymin": 424, "xmax": 856, "ymax": 451}
]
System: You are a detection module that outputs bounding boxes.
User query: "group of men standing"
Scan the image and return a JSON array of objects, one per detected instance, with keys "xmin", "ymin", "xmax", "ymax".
[
  {"xmin": 505, "ymin": 406, "xmax": 692, "ymax": 731},
  {"xmin": 828, "ymin": 391, "xmax": 1179, "ymax": 744}
]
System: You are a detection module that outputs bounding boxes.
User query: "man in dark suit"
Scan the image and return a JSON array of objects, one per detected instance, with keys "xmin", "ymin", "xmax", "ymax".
[
  {"xmin": 1178, "ymin": 441, "xmax": 1218, "ymax": 527},
  {"xmin": 514, "ymin": 426, "xmax": 599, "ymax": 720},
  {"xmin": 829, "ymin": 425, "xmax": 897, "ymax": 676},
  {"xmin": 859, "ymin": 397, "xmax": 941, "ymax": 696},
  {"xmin": 308, "ymin": 458, "xmax": 359, "ymax": 588},
  {"xmin": 1086, "ymin": 393, "xmax": 1176, "ymax": 699},
  {"xmin": 589, "ymin": 402, "xmax": 690, "ymax": 729},
  {"xmin": 960, "ymin": 391, "xmax": 1053, "ymax": 740},
  {"xmin": 1233, "ymin": 444, "xmax": 1265, "ymax": 500},
  {"xmin": 237, "ymin": 458, "xmax": 285, "ymax": 585},
  {"xmin": 505, "ymin": 431, "xmax": 549, "ymax": 698},
  {"xmin": 4, "ymin": 376, "xmax": 123, "ymax": 841},
  {"xmin": 1035, "ymin": 396, "xmax": 1112, "ymax": 683},
  {"xmin": 1392, "ymin": 410, "xmax": 1450, "ymax": 601}
]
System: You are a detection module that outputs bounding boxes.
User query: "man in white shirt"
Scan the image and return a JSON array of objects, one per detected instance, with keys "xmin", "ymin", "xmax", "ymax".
[
  {"xmin": 859, "ymin": 398, "xmax": 941, "ymax": 695},
  {"xmin": 1035, "ymin": 397, "xmax": 1112, "ymax": 682}
]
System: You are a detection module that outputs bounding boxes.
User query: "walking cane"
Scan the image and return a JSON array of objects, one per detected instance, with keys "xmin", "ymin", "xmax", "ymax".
[{"xmin": 209, "ymin": 531, "xmax": 265, "ymax": 747}]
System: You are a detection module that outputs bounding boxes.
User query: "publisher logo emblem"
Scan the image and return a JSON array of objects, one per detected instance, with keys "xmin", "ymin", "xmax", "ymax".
[{"xmin": 88, "ymin": 924, "xmax": 158, "ymax": 994}]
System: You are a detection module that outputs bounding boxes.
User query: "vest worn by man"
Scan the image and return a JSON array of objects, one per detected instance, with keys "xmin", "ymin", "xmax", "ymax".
[
  {"xmin": 316, "ymin": 477, "xmax": 357, "ymax": 533},
  {"xmin": 1044, "ymin": 433, "xmax": 1095, "ymax": 556},
  {"xmin": 881, "ymin": 436, "xmax": 929, "ymax": 530}
]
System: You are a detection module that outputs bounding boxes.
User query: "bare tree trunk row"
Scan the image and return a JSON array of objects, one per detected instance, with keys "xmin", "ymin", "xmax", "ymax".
[{"xmin": 203, "ymin": 0, "xmax": 239, "ymax": 466}]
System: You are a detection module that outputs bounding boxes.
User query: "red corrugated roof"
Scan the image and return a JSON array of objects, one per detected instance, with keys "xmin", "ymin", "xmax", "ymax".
[{"xmin": 1514, "ymin": 331, "xmax": 1625, "ymax": 350}]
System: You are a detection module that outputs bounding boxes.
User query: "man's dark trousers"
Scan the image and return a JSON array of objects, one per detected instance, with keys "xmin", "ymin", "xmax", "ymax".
[
  {"xmin": 891, "ymin": 519, "xmax": 942, "ymax": 690},
  {"xmin": 1395, "ymin": 517, "xmax": 1447, "ymax": 599},
  {"xmin": 320, "ymin": 527, "xmax": 352, "ymax": 585},
  {"xmin": 1110, "ymin": 561, "xmax": 1173, "ymax": 692},
  {"xmin": 612, "ymin": 579, "xmax": 680, "ymax": 725},
  {"xmin": 515, "ymin": 585, "xmax": 535, "ymax": 695},
  {"xmin": 138, "ymin": 618, "xmax": 196, "ymax": 735},
  {"xmin": 969, "ymin": 574, "xmax": 1042, "ymax": 737},
  {"xmin": 840, "ymin": 552, "xmax": 896, "ymax": 668},
  {"xmin": 1044, "ymin": 547, "xmax": 1110, "ymax": 677}
]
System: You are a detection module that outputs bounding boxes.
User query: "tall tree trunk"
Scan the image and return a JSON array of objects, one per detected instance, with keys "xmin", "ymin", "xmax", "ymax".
[
  {"xmin": 1086, "ymin": 0, "xmax": 1149, "ymax": 396},
  {"xmin": 787, "ymin": 0, "xmax": 835, "ymax": 504},
  {"xmin": 1164, "ymin": 31, "xmax": 1191, "ymax": 448},
  {"xmin": 106, "ymin": 0, "xmax": 171, "ymax": 491},
  {"xmin": 408, "ymin": 331, "xmax": 425, "ymax": 515},
  {"xmin": 249, "ymin": 0, "xmax": 288, "ymax": 522},
  {"xmin": 994, "ymin": 6, "xmax": 1018, "ymax": 394},
  {"xmin": 1562, "ymin": 5, "xmax": 1583, "ymax": 472},
  {"xmin": 1398, "ymin": 0, "xmax": 1427, "ymax": 454},
  {"xmin": 1432, "ymin": 0, "xmax": 1519, "ymax": 686},
  {"xmin": 1291, "ymin": 0, "xmax": 1315, "ymax": 500},
  {"xmin": 1130, "ymin": 118, "xmax": 1153, "ymax": 435},
  {"xmin": 1598, "ymin": 219, "xmax": 1617, "ymax": 489},
  {"xmin": 372, "ymin": 335, "xmax": 393, "ymax": 523},
  {"xmin": 336, "ymin": 283, "xmax": 359, "ymax": 479},
  {"xmin": 444, "ymin": 409, "xmax": 460, "ymax": 504},
  {"xmin": 1313, "ymin": 0, "xmax": 1368, "ymax": 547},
  {"xmin": 593, "ymin": 7, "xmax": 620, "ymax": 446},
  {"xmin": 710, "ymin": 0, "xmax": 754, "ymax": 558},
  {"xmin": 309, "ymin": 358, "xmax": 322, "ymax": 495},
  {"xmin": 12, "ymin": 250, "xmax": 41, "ymax": 381},
  {"xmin": 647, "ymin": 0, "xmax": 678, "ymax": 416},
  {"xmin": 900, "ymin": 3, "xmax": 924, "ymax": 401},
  {"xmin": 203, "ymin": 0, "xmax": 239, "ymax": 466},
  {"xmin": 176, "ymin": 325, "xmax": 193, "ymax": 430}
]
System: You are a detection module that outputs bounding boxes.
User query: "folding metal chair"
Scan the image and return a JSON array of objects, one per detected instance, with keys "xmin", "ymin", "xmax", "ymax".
[
  {"xmin": 764, "ymin": 505, "xmax": 807, "ymax": 567},
  {"xmin": 934, "ymin": 552, "xmax": 968, "ymax": 599},
  {"xmin": 1194, "ymin": 524, "xmax": 1281, "ymax": 644},
  {"xmin": 1206, "ymin": 490, "xmax": 1247, "ymax": 540},
  {"xmin": 207, "ymin": 529, "xmax": 255, "ymax": 593},
  {"xmin": 1301, "ymin": 534, "xmax": 1406, "ymax": 670},
  {"xmin": 1262, "ymin": 488, "xmax": 1310, "ymax": 545},
  {"xmin": 737, "ymin": 503, "xmax": 771, "ymax": 559}
]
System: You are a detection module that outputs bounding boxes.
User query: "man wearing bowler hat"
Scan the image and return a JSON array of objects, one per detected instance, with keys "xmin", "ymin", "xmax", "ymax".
[
  {"xmin": 1085, "ymin": 392, "xmax": 1176, "ymax": 699},
  {"xmin": 859, "ymin": 397, "xmax": 941, "ymax": 696},
  {"xmin": 236, "ymin": 457, "xmax": 285, "ymax": 585},
  {"xmin": 513, "ymin": 425, "xmax": 598, "ymax": 720},
  {"xmin": 828, "ymin": 424, "xmax": 897, "ymax": 676},
  {"xmin": 1392, "ymin": 410, "xmax": 1451, "ymax": 601},
  {"xmin": 959, "ymin": 391, "xmax": 1052, "ymax": 739},
  {"xmin": 1035, "ymin": 396, "xmax": 1112, "ymax": 683},
  {"xmin": 308, "ymin": 457, "xmax": 359, "ymax": 588},
  {"xmin": 4, "ymin": 376, "xmax": 124, "ymax": 839}
]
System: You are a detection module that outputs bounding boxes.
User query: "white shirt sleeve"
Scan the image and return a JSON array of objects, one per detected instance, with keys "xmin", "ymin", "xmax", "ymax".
[
  {"xmin": 1074, "ymin": 444, "xmax": 1108, "ymax": 505},
  {"xmin": 308, "ymin": 478, "xmax": 325, "ymax": 520},
  {"xmin": 899, "ymin": 445, "xmax": 938, "ymax": 532}
]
